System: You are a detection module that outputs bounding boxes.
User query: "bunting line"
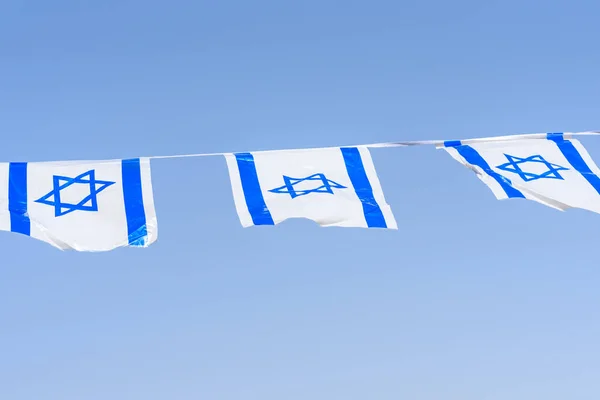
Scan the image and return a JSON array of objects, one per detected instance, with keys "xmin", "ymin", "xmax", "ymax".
[
  {"xmin": 147, "ymin": 131, "xmax": 600, "ymax": 160},
  {"xmin": 1, "ymin": 130, "xmax": 600, "ymax": 251}
]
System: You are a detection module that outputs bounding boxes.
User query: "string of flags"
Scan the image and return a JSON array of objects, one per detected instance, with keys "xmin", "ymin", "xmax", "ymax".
[{"xmin": 0, "ymin": 131, "xmax": 599, "ymax": 252}]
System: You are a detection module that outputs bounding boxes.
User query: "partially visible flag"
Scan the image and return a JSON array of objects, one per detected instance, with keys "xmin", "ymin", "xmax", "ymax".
[
  {"xmin": 224, "ymin": 146, "xmax": 397, "ymax": 229},
  {"xmin": 0, "ymin": 158, "xmax": 158, "ymax": 251},
  {"xmin": 441, "ymin": 133, "xmax": 600, "ymax": 213}
]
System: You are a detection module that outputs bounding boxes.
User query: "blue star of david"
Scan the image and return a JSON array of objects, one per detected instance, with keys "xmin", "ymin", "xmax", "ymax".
[
  {"xmin": 495, "ymin": 154, "xmax": 569, "ymax": 182},
  {"xmin": 35, "ymin": 169, "xmax": 115, "ymax": 217},
  {"xmin": 269, "ymin": 173, "xmax": 347, "ymax": 198}
]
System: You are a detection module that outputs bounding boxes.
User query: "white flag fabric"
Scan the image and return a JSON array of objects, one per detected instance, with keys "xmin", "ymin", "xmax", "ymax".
[
  {"xmin": 0, "ymin": 158, "xmax": 157, "ymax": 251},
  {"xmin": 225, "ymin": 146, "xmax": 397, "ymax": 229},
  {"xmin": 442, "ymin": 133, "xmax": 600, "ymax": 213}
]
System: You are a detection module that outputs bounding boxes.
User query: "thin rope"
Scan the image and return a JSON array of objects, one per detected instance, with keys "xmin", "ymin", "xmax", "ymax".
[{"xmin": 146, "ymin": 131, "xmax": 600, "ymax": 160}]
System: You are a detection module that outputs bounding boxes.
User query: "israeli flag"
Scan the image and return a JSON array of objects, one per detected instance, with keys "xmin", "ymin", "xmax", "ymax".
[
  {"xmin": 0, "ymin": 158, "xmax": 157, "ymax": 251},
  {"xmin": 225, "ymin": 146, "xmax": 397, "ymax": 229},
  {"xmin": 442, "ymin": 133, "xmax": 600, "ymax": 214}
]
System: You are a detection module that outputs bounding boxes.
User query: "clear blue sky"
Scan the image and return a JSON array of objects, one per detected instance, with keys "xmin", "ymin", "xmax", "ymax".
[{"xmin": 2, "ymin": 1, "xmax": 600, "ymax": 399}]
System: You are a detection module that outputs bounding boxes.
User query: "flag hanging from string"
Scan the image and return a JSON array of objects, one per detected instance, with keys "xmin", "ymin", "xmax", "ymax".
[
  {"xmin": 0, "ymin": 158, "xmax": 157, "ymax": 251},
  {"xmin": 224, "ymin": 146, "xmax": 397, "ymax": 229},
  {"xmin": 441, "ymin": 133, "xmax": 600, "ymax": 214}
]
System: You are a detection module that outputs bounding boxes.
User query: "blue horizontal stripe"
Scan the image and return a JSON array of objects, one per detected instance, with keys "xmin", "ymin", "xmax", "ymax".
[
  {"xmin": 8, "ymin": 162, "xmax": 30, "ymax": 236},
  {"xmin": 122, "ymin": 158, "xmax": 148, "ymax": 246},
  {"xmin": 341, "ymin": 147, "xmax": 387, "ymax": 228},
  {"xmin": 235, "ymin": 153, "xmax": 274, "ymax": 225},
  {"xmin": 547, "ymin": 133, "xmax": 600, "ymax": 196},
  {"xmin": 444, "ymin": 140, "xmax": 462, "ymax": 147}
]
